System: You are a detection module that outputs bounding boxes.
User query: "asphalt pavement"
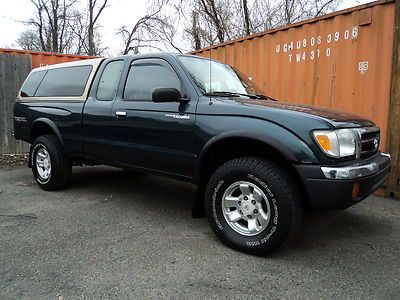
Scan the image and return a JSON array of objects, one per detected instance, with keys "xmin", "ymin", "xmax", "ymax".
[{"xmin": 1, "ymin": 165, "xmax": 400, "ymax": 299}]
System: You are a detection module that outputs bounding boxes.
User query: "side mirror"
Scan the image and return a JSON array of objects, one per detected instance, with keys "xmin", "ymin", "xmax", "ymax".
[{"xmin": 152, "ymin": 88, "xmax": 188, "ymax": 103}]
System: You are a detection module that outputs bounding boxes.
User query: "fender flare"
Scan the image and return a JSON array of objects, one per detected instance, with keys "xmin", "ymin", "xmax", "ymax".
[
  {"xmin": 31, "ymin": 118, "xmax": 64, "ymax": 146},
  {"xmin": 194, "ymin": 130, "xmax": 317, "ymax": 183}
]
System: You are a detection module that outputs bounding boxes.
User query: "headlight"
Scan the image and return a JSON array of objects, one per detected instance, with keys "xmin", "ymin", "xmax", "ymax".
[{"xmin": 313, "ymin": 129, "xmax": 357, "ymax": 158}]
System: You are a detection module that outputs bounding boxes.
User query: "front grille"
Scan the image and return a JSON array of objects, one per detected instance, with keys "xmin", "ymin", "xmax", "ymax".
[{"xmin": 357, "ymin": 127, "xmax": 380, "ymax": 159}]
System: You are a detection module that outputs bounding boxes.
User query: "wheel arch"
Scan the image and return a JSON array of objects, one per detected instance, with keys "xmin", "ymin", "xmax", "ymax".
[
  {"xmin": 30, "ymin": 118, "xmax": 63, "ymax": 145},
  {"xmin": 29, "ymin": 119, "xmax": 64, "ymax": 168},
  {"xmin": 192, "ymin": 132, "xmax": 313, "ymax": 217},
  {"xmin": 195, "ymin": 131, "xmax": 301, "ymax": 183}
]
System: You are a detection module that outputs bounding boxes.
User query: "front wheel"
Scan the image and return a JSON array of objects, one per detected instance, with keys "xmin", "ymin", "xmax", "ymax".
[
  {"xmin": 205, "ymin": 157, "xmax": 302, "ymax": 255},
  {"xmin": 31, "ymin": 135, "xmax": 72, "ymax": 190}
]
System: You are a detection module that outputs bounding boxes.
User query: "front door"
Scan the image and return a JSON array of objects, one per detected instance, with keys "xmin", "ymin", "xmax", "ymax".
[
  {"xmin": 110, "ymin": 58, "xmax": 197, "ymax": 178},
  {"xmin": 82, "ymin": 59, "xmax": 126, "ymax": 162}
]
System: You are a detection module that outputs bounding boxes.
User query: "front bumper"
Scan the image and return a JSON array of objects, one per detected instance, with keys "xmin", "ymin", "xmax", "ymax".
[{"xmin": 295, "ymin": 151, "xmax": 391, "ymax": 211}]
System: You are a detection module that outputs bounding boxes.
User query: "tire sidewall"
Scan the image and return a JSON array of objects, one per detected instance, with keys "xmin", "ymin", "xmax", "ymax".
[
  {"xmin": 206, "ymin": 164, "xmax": 295, "ymax": 254},
  {"xmin": 31, "ymin": 141, "xmax": 52, "ymax": 185}
]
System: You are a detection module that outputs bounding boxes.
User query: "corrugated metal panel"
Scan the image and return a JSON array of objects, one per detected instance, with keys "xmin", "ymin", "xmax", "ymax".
[
  {"xmin": 192, "ymin": 0, "xmax": 396, "ymax": 151},
  {"xmin": 0, "ymin": 48, "xmax": 95, "ymax": 69}
]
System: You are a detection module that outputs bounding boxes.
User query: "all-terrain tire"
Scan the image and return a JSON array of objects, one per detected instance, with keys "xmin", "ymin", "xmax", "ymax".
[{"xmin": 205, "ymin": 157, "xmax": 302, "ymax": 255}]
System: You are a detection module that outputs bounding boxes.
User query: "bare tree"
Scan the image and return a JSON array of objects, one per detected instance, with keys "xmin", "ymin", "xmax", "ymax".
[
  {"xmin": 118, "ymin": 0, "xmax": 172, "ymax": 54},
  {"xmin": 87, "ymin": 0, "xmax": 109, "ymax": 55},
  {"xmin": 181, "ymin": 0, "xmax": 340, "ymax": 50},
  {"xmin": 250, "ymin": 0, "xmax": 279, "ymax": 33},
  {"xmin": 179, "ymin": 0, "xmax": 239, "ymax": 47},
  {"xmin": 19, "ymin": 0, "xmax": 341, "ymax": 55},
  {"xmin": 198, "ymin": 0, "xmax": 225, "ymax": 43},
  {"xmin": 22, "ymin": 0, "xmax": 78, "ymax": 53},
  {"xmin": 18, "ymin": 0, "xmax": 108, "ymax": 55},
  {"xmin": 119, "ymin": 0, "xmax": 341, "ymax": 54},
  {"xmin": 275, "ymin": 0, "xmax": 340, "ymax": 27},
  {"xmin": 314, "ymin": 0, "xmax": 339, "ymax": 17},
  {"xmin": 242, "ymin": 0, "xmax": 251, "ymax": 36},
  {"xmin": 68, "ymin": 1, "xmax": 109, "ymax": 56},
  {"xmin": 189, "ymin": 11, "xmax": 202, "ymax": 50},
  {"xmin": 67, "ymin": 9, "xmax": 89, "ymax": 54},
  {"xmin": 118, "ymin": 14, "xmax": 163, "ymax": 54},
  {"xmin": 16, "ymin": 30, "xmax": 43, "ymax": 51}
]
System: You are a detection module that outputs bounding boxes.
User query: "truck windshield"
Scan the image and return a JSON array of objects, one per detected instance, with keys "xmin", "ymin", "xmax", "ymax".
[{"xmin": 178, "ymin": 55, "xmax": 266, "ymax": 99}]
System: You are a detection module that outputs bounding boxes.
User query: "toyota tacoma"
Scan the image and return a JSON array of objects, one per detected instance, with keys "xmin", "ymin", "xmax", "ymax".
[{"xmin": 13, "ymin": 53, "xmax": 391, "ymax": 255}]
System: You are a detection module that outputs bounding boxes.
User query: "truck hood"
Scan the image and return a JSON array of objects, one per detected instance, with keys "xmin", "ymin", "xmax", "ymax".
[{"xmin": 238, "ymin": 99, "xmax": 375, "ymax": 128}]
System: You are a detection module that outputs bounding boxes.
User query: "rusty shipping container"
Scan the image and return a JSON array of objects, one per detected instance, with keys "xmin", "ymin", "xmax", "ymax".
[
  {"xmin": 0, "ymin": 48, "xmax": 94, "ymax": 69},
  {"xmin": 192, "ymin": 0, "xmax": 400, "ymax": 197}
]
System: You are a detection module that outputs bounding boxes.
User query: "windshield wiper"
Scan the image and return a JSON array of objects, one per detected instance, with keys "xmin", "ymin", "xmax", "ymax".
[
  {"xmin": 204, "ymin": 91, "xmax": 276, "ymax": 101},
  {"xmin": 256, "ymin": 94, "xmax": 278, "ymax": 101},
  {"xmin": 204, "ymin": 91, "xmax": 242, "ymax": 97},
  {"xmin": 205, "ymin": 91, "xmax": 259, "ymax": 99}
]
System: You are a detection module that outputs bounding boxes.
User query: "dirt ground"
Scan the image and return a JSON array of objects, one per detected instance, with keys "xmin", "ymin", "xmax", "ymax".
[
  {"xmin": 1, "ymin": 163, "xmax": 400, "ymax": 299},
  {"xmin": 0, "ymin": 154, "xmax": 28, "ymax": 169}
]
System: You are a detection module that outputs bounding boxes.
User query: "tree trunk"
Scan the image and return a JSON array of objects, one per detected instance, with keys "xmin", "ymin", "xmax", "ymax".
[
  {"xmin": 51, "ymin": 0, "xmax": 59, "ymax": 52},
  {"xmin": 88, "ymin": 0, "xmax": 95, "ymax": 55},
  {"xmin": 199, "ymin": 0, "xmax": 224, "ymax": 43},
  {"xmin": 243, "ymin": 0, "xmax": 251, "ymax": 36},
  {"xmin": 192, "ymin": 11, "xmax": 201, "ymax": 50}
]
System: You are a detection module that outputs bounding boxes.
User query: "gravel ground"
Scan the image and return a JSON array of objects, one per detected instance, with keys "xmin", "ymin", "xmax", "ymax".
[
  {"xmin": 1, "ymin": 165, "xmax": 400, "ymax": 299},
  {"xmin": 0, "ymin": 154, "xmax": 28, "ymax": 169}
]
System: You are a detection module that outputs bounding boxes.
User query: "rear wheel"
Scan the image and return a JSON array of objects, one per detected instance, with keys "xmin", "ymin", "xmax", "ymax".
[
  {"xmin": 31, "ymin": 135, "xmax": 72, "ymax": 190},
  {"xmin": 205, "ymin": 157, "xmax": 302, "ymax": 255}
]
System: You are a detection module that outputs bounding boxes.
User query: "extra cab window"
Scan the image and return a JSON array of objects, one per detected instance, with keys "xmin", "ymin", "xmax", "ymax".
[
  {"xmin": 96, "ymin": 60, "xmax": 125, "ymax": 101},
  {"xmin": 124, "ymin": 62, "xmax": 180, "ymax": 101},
  {"xmin": 20, "ymin": 70, "xmax": 47, "ymax": 97},
  {"xmin": 34, "ymin": 65, "xmax": 92, "ymax": 97}
]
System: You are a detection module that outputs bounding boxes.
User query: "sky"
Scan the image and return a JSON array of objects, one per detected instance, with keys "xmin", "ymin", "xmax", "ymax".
[{"xmin": 0, "ymin": 0, "xmax": 377, "ymax": 54}]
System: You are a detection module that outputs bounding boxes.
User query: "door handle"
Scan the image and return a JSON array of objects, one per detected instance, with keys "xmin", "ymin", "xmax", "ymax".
[{"xmin": 115, "ymin": 111, "xmax": 127, "ymax": 117}]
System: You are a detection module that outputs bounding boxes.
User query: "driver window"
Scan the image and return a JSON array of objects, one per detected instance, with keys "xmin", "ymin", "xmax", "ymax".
[{"xmin": 124, "ymin": 63, "xmax": 180, "ymax": 101}]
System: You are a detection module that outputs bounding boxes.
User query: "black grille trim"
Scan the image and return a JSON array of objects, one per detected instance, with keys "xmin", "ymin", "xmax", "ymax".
[{"xmin": 356, "ymin": 127, "xmax": 380, "ymax": 159}]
